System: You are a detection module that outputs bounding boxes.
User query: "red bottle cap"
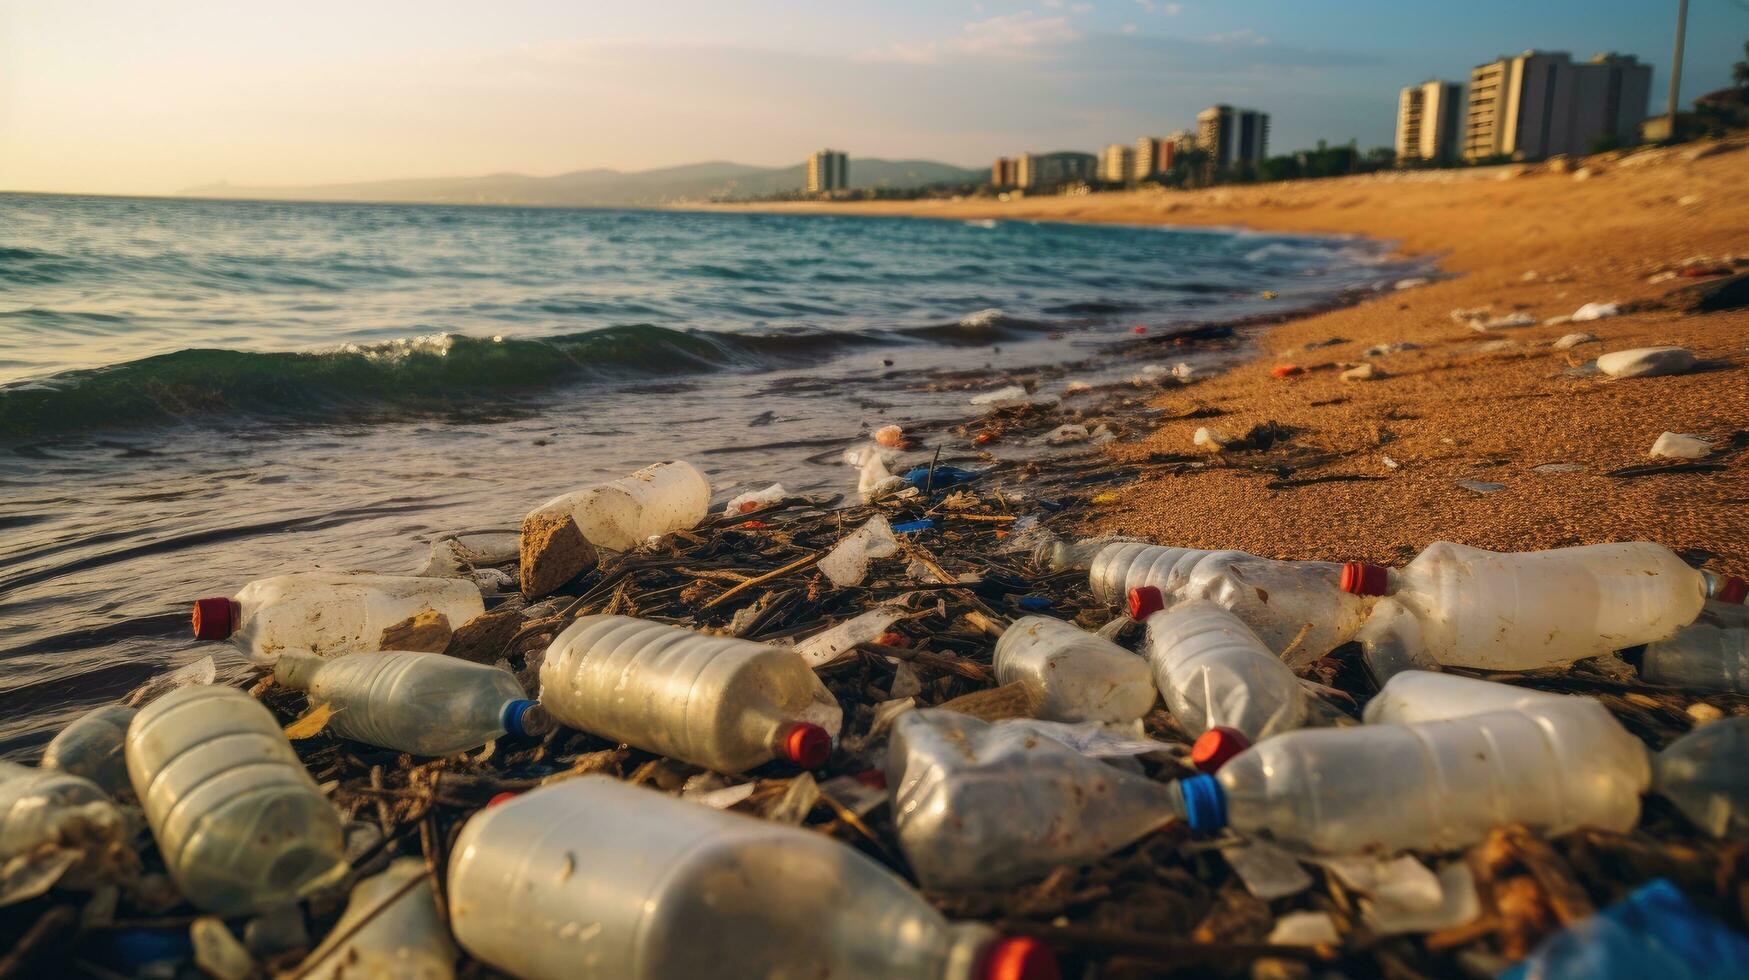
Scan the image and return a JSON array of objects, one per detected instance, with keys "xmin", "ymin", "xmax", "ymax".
[
  {"xmin": 1127, "ymin": 585, "xmax": 1165, "ymax": 621},
  {"xmin": 1131, "ymin": 325, "xmax": 1148, "ymax": 335},
  {"xmin": 191, "ymin": 597, "xmax": 235, "ymax": 640},
  {"xmin": 486, "ymin": 792, "xmax": 520, "ymax": 808},
  {"xmin": 980, "ymin": 937, "xmax": 1059, "ymax": 980},
  {"xmin": 1191, "ymin": 727, "xmax": 1251, "ymax": 773},
  {"xmin": 781, "ymin": 723, "xmax": 831, "ymax": 769},
  {"xmin": 1717, "ymin": 576, "xmax": 1749, "ymax": 605},
  {"xmin": 1339, "ymin": 562, "xmax": 1389, "ymax": 597},
  {"xmin": 1271, "ymin": 364, "xmax": 1304, "ymax": 378}
]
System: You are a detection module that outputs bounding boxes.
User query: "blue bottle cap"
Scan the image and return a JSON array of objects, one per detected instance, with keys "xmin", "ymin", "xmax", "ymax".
[
  {"xmin": 1179, "ymin": 774, "xmax": 1227, "ymax": 834},
  {"xmin": 501, "ymin": 699, "xmax": 539, "ymax": 738}
]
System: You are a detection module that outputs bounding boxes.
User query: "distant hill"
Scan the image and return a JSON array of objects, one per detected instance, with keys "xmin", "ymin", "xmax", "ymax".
[{"xmin": 183, "ymin": 158, "xmax": 985, "ymax": 207}]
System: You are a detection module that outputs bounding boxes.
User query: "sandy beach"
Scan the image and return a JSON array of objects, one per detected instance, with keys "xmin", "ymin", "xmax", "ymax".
[{"xmin": 713, "ymin": 137, "xmax": 1749, "ymax": 574}]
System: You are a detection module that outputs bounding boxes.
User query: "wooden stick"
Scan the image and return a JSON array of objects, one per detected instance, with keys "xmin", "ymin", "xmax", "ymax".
[{"xmin": 699, "ymin": 551, "xmax": 821, "ymax": 611}]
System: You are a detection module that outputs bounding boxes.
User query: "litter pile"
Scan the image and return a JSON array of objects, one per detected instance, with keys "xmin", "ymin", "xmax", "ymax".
[{"xmin": 5, "ymin": 381, "xmax": 1749, "ymax": 979}]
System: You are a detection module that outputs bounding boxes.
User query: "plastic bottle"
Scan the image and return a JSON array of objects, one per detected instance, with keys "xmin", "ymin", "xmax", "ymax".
[
  {"xmin": 1091, "ymin": 542, "xmax": 1370, "ymax": 665},
  {"xmin": 993, "ymin": 616, "xmax": 1156, "ymax": 725},
  {"xmin": 1363, "ymin": 670, "xmax": 1566, "ymax": 726},
  {"xmin": 1642, "ymin": 623, "xmax": 1749, "ymax": 693},
  {"xmin": 1339, "ymin": 541, "xmax": 1737, "ymax": 670},
  {"xmin": 886, "ymin": 709, "xmax": 1177, "ymax": 889},
  {"xmin": 41, "ymin": 704, "xmax": 137, "ymax": 796},
  {"xmin": 0, "ymin": 761, "xmax": 128, "ymax": 887},
  {"xmin": 273, "ymin": 650, "xmax": 550, "ymax": 756},
  {"xmin": 191, "ymin": 571, "xmax": 486, "ymax": 664},
  {"xmin": 127, "ymin": 685, "xmax": 347, "ymax": 914},
  {"xmin": 1171, "ymin": 697, "xmax": 1651, "ymax": 855},
  {"xmin": 1137, "ymin": 596, "xmax": 1307, "ymax": 745},
  {"xmin": 525, "ymin": 460, "xmax": 709, "ymax": 552},
  {"xmin": 1651, "ymin": 716, "xmax": 1749, "ymax": 838},
  {"xmin": 538, "ymin": 615, "xmax": 841, "ymax": 772},
  {"xmin": 300, "ymin": 857, "xmax": 456, "ymax": 980},
  {"xmin": 448, "ymin": 776, "xmax": 1057, "ymax": 980}
]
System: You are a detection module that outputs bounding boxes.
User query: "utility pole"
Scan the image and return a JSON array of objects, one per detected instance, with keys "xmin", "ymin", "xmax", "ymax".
[{"xmin": 1666, "ymin": 0, "xmax": 1689, "ymax": 127}]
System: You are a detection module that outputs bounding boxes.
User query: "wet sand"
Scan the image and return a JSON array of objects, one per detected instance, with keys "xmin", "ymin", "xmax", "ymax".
[{"xmin": 711, "ymin": 137, "xmax": 1749, "ymax": 573}]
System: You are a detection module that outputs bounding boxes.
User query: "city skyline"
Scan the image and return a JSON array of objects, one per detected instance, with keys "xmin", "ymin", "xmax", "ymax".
[{"xmin": 3, "ymin": 0, "xmax": 1746, "ymax": 195}]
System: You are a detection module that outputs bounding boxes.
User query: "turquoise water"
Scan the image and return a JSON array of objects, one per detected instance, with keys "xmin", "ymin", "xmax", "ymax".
[{"xmin": 0, "ymin": 192, "xmax": 1409, "ymax": 753}]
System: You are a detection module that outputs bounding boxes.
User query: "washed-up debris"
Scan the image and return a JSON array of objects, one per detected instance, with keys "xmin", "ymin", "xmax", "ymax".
[
  {"xmin": 1650, "ymin": 432, "xmax": 1712, "ymax": 460},
  {"xmin": 1340, "ymin": 362, "xmax": 1384, "ymax": 382},
  {"xmin": 1596, "ymin": 346, "xmax": 1697, "ymax": 379},
  {"xmin": 1569, "ymin": 301, "xmax": 1620, "ymax": 322},
  {"xmin": 1471, "ymin": 312, "xmax": 1537, "ymax": 332}
]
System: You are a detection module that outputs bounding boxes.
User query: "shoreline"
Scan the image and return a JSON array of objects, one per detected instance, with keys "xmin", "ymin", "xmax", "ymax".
[{"xmin": 703, "ymin": 137, "xmax": 1749, "ymax": 574}]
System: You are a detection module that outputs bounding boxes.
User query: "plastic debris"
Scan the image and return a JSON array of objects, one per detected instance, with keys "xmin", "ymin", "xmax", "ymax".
[
  {"xmin": 1596, "ymin": 346, "xmax": 1697, "ymax": 379},
  {"xmin": 274, "ymin": 650, "xmax": 548, "ymax": 756},
  {"xmin": 1650, "ymin": 432, "xmax": 1711, "ymax": 459},
  {"xmin": 890, "ymin": 518, "xmax": 935, "ymax": 534},
  {"xmin": 1040, "ymin": 423, "xmax": 1090, "ymax": 445},
  {"xmin": 0, "ymin": 762, "xmax": 129, "ymax": 904},
  {"xmin": 1223, "ymin": 840, "xmax": 1314, "ymax": 901},
  {"xmin": 448, "ymin": 776, "xmax": 1057, "ymax": 980},
  {"xmin": 298, "ymin": 858, "xmax": 455, "ymax": 979},
  {"xmin": 872, "ymin": 424, "xmax": 905, "ymax": 448},
  {"xmin": 192, "ymin": 571, "xmax": 486, "ymax": 664},
  {"xmin": 191, "ymin": 917, "xmax": 256, "ymax": 980},
  {"xmin": 1193, "ymin": 426, "xmax": 1229, "ymax": 451},
  {"xmin": 794, "ymin": 606, "xmax": 909, "ymax": 668},
  {"xmin": 540, "ymin": 615, "xmax": 840, "ymax": 772},
  {"xmin": 1500, "ymin": 878, "xmax": 1749, "ymax": 980},
  {"xmin": 900, "ymin": 464, "xmax": 978, "ymax": 492},
  {"xmin": 525, "ymin": 460, "xmax": 711, "ymax": 552},
  {"xmin": 1341, "ymin": 362, "xmax": 1384, "ymax": 382},
  {"xmin": 993, "ymin": 616, "xmax": 1155, "ymax": 725},
  {"xmin": 722, "ymin": 482, "xmax": 787, "ymax": 516},
  {"xmin": 887, "ymin": 710, "xmax": 1176, "ymax": 888},
  {"xmin": 1569, "ymin": 301, "xmax": 1621, "ymax": 322},
  {"xmin": 1651, "ymin": 716, "xmax": 1749, "ymax": 837},
  {"xmin": 1268, "ymin": 911, "xmax": 1339, "ymax": 946},
  {"xmin": 40, "ymin": 704, "xmax": 136, "ymax": 796},
  {"xmin": 1139, "ymin": 597, "xmax": 1307, "ymax": 742},
  {"xmin": 819, "ymin": 514, "xmax": 901, "ymax": 586}
]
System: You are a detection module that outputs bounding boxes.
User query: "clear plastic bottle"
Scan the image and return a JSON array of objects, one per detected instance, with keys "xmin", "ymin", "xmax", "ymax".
[
  {"xmin": 1172, "ymin": 698, "xmax": 1652, "ymax": 855},
  {"xmin": 192, "ymin": 571, "xmax": 486, "ymax": 664},
  {"xmin": 538, "ymin": 615, "xmax": 841, "ymax": 772},
  {"xmin": 127, "ymin": 685, "xmax": 347, "ymax": 914},
  {"xmin": 1652, "ymin": 717, "xmax": 1749, "ymax": 838},
  {"xmin": 993, "ymin": 616, "xmax": 1156, "ymax": 725},
  {"xmin": 525, "ymin": 460, "xmax": 710, "ymax": 553},
  {"xmin": 1363, "ymin": 670, "xmax": 1567, "ymax": 726},
  {"xmin": 1139, "ymin": 597, "xmax": 1307, "ymax": 742},
  {"xmin": 274, "ymin": 650, "xmax": 550, "ymax": 756},
  {"xmin": 41, "ymin": 704, "xmax": 137, "ymax": 796},
  {"xmin": 447, "ymin": 775, "xmax": 1057, "ymax": 980},
  {"xmin": 1339, "ymin": 541, "xmax": 1728, "ymax": 670},
  {"xmin": 1091, "ymin": 542, "xmax": 1369, "ymax": 665},
  {"xmin": 300, "ymin": 857, "xmax": 456, "ymax": 980},
  {"xmin": 886, "ymin": 709, "xmax": 1177, "ymax": 889},
  {"xmin": 1642, "ymin": 623, "xmax": 1749, "ymax": 693},
  {"xmin": 0, "ymin": 761, "xmax": 127, "ymax": 887}
]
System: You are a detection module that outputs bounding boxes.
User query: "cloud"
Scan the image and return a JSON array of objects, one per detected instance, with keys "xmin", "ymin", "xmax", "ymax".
[
  {"xmin": 1070, "ymin": 2, "xmax": 1094, "ymax": 13},
  {"xmin": 1205, "ymin": 28, "xmax": 1270, "ymax": 46},
  {"xmin": 1164, "ymin": 2, "xmax": 1182, "ymax": 13},
  {"xmin": 1120, "ymin": 23, "xmax": 1138, "ymax": 35},
  {"xmin": 862, "ymin": 12, "xmax": 1082, "ymax": 63}
]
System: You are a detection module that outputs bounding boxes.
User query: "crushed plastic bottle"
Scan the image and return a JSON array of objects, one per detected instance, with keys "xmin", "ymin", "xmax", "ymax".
[
  {"xmin": 1362, "ymin": 670, "xmax": 1565, "ymax": 726},
  {"xmin": 0, "ymin": 761, "xmax": 128, "ymax": 891},
  {"xmin": 1500, "ymin": 878, "xmax": 1749, "ymax": 980},
  {"xmin": 1340, "ymin": 542, "xmax": 1731, "ymax": 670},
  {"xmin": 192, "ymin": 571, "xmax": 486, "ymax": 664},
  {"xmin": 721, "ymin": 482, "xmax": 787, "ymax": 517},
  {"xmin": 1172, "ymin": 696, "xmax": 1651, "ymax": 855},
  {"xmin": 539, "ymin": 615, "xmax": 841, "ymax": 772},
  {"xmin": 887, "ymin": 709, "xmax": 1176, "ymax": 888},
  {"xmin": 525, "ymin": 460, "xmax": 710, "ymax": 552},
  {"xmin": 127, "ymin": 685, "xmax": 347, "ymax": 914},
  {"xmin": 818, "ymin": 514, "xmax": 900, "ymax": 587},
  {"xmin": 41, "ymin": 704, "xmax": 136, "ymax": 795},
  {"xmin": 1138, "ymin": 596, "xmax": 1308, "ymax": 743},
  {"xmin": 448, "ymin": 776, "xmax": 1057, "ymax": 980},
  {"xmin": 300, "ymin": 857, "xmax": 457, "ymax": 980},
  {"xmin": 993, "ymin": 615, "xmax": 1155, "ymax": 725},
  {"xmin": 1651, "ymin": 716, "xmax": 1749, "ymax": 838},
  {"xmin": 273, "ymin": 650, "xmax": 550, "ymax": 756},
  {"xmin": 1092, "ymin": 542, "xmax": 1371, "ymax": 665}
]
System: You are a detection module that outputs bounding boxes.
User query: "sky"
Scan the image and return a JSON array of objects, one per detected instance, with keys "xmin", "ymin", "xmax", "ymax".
[{"xmin": 2, "ymin": 0, "xmax": 1745, "ymax": 195}]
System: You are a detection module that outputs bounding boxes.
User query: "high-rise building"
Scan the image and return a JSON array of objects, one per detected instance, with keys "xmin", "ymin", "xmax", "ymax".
[
  {"xmin": 1464, "ymin": 52, "xmax": 1651, "ymax": 161},
  {"xmin": 1133, "ymin": 136, "xmax": 1177, "ymax": 181},
  {"xmin": 806, "ymin": 149, "xmax": 849, "ymax": 194},
  {"xmin": 1015, "ymin": 151, "xmax": 1098, "ymax": 190},
  {"xmin": 1396, "ymin": 80, "xmax": 1465, "ymax": 164},
  {"xmin": 1196, "ymin": 106, "xmax": 1271, "ymax": 169},
  {"xmin": 991, "ymin": 157, "xmax": 1017, "ymax": 187},
  {"xmin": 1099, "ymin": 143, "xmax": 1136, "ymax": 183}
]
